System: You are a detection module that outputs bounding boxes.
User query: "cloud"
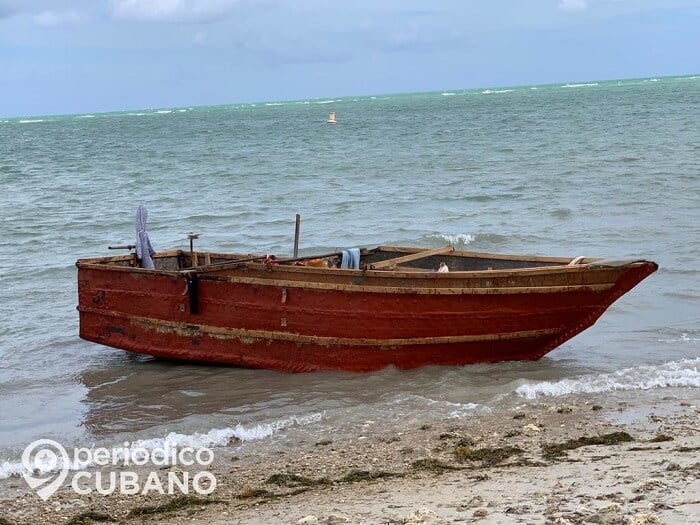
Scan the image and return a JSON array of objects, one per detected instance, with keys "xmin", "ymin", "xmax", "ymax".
[
  {"xmin": 0, "ymin": 1, "xmax": 95, "ymax": 20},
  {"xmin": 559, "ymin": 0, "xmax": 588, "ymax": 12},
  {"xmin": 34, "ymin": 9, "xmax": 84, "ymax": 27},
  {"xmin": 112, "ymin": 0, "xmax": 241, "ymax": 23}
]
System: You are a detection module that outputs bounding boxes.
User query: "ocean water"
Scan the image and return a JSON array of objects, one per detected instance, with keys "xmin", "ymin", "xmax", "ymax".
[{"xmin": 0, "ymin": 76, "xmax": 699, "ymax": 478}]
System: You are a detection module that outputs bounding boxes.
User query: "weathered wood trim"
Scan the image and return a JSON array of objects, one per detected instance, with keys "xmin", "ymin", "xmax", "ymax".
[
  {"xmin": 78, "ymin": 306, "xmax": 562, "ymax": 347},
  {"xmin": 198, "ymin": 275, "xmax": 614, "ymax": 295}
]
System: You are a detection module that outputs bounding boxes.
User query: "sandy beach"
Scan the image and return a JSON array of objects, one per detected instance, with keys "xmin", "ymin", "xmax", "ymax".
[
  {"xmin": 2, "ymin": 388, "xmax": 698, "ymax": 525},
  {"xmin": 2, "ymin": 1, "xmax": 699, "ymax": 521}
]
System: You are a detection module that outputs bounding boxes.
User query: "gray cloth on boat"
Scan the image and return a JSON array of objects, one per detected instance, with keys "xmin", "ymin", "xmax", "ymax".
[
  {"xmin": 340, "ymin": 248, "xmax": 360, "ymax": 270},
  {"xmin": 135, "ymin": 205, "xmax": 155, "ymax": 269}
]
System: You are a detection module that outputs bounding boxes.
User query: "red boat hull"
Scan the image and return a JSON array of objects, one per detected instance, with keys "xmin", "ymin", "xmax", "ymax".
[{"xmin": 77, "ymin": 253, "xmax": 657, "ymax": 372}]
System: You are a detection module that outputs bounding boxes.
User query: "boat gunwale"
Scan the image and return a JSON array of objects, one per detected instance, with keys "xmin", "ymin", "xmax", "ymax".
[
  {"xmin": 74, "ymin": 265, "xmax": 658, "ymax": 297},
  {"xmin": 75, "ymin": 246, "xmax": 656, "ymax": 293},
  {"xmin": 75, "ymin": 257, "xmax": 651, "ymax": 280},
  {"xmin": 76, "ymin": 245, "xmax": 584, "ymax": 266}
]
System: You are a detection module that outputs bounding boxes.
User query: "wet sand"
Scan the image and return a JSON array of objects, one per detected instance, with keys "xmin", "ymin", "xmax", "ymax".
[{"xmin": 1, "ymin": 389, "xmax": 698, "ymax": 524}]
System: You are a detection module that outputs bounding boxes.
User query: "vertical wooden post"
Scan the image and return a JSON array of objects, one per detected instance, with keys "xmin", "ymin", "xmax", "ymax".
[
  {"xmin": 189, "ymin": 236, "xmax": 196, "ymax": 267},
  {"xmin": 293, "ymin": 214, "xmax": 301, "ymax": 258}
]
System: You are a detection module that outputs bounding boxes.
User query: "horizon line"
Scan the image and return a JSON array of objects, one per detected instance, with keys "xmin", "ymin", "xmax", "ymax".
[{"xmin": 2, "ymin": 71, "xmax": 698, "ymax": 121}]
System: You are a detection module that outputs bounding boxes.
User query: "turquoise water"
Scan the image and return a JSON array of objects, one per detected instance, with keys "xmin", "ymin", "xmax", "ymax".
[{"xmin": 0, "ymin": 76, "xmax": 698, "ymax": 470}]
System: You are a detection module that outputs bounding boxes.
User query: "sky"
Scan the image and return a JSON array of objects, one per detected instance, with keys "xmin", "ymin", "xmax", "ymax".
[{"xmin": 0, "ymin": 0, "xmax": 698, "ymax": 118}]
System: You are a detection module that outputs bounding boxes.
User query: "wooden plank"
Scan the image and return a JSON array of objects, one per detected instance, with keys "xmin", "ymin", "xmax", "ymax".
[
  {"xmin": 81, "ymin": 306, "xmax": 562, "ymax": 347},
  {"xmin": 370, "ymin": 245, "xmax": 455, "ymax": 270},
  {"xmin": 393, "ymin": 265, "xmax": 433, "ymax": 273},
  {"xmin": 201, "ymin": 274, "xmax": 614, "ymax": 295},
  {"xmin": 377, "ymin": 245, "xmax": 575, "ymax": 264}
]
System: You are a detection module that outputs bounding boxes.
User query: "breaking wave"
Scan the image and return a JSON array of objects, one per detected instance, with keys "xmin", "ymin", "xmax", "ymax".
[
  {"xmin": 0, "ymin": 412, "xmax": 323, "ymax": 480},
  {"xmin": 516, "ymin": 359, "xmax": 700, "ymax": 399},
  {"xmin": 427, "ymin": 233, "xmax": 476, "ymax": 246}
]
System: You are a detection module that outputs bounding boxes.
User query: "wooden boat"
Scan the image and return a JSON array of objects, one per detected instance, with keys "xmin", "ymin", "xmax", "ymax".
[{"xmin": 76, "ymin": 245, "xmax": 657, "ymax": 372}]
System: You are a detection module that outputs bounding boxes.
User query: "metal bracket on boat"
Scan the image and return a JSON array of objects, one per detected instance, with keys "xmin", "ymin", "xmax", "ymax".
[
  {"xmin": 184, "ymin": 232, "xmax": 201, "ymax": 267},
  {"xmin": 108, "ymin": 244, "xmax": 138, "ymax": 266},
  {"xmin": 185, "ymin": 232, "xmax": 200, "ymax": 251}
]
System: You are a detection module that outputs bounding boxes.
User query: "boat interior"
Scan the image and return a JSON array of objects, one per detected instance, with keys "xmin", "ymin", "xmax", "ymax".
[{"xmin": 78, "ymin": 245, "xmax": 592, "ymax": 274}]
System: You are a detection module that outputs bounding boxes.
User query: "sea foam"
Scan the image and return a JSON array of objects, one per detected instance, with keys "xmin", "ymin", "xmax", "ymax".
[
  {"xmin": 391, "ymin": 394, "xmax": 486, "ymax": 420},
  {"xmin": 0, "ymin": 412, "xmax": 323, "ymax": 480},
  {"xmin": 430, "ymin": 233, "xmax": 475, "ymax": 246},
  {"xmin": 516, "ymin": 358, "xmax": 700, "ymax": 399}
]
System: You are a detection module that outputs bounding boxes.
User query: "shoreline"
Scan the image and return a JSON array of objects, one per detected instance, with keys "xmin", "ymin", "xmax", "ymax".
[{"xmin": 1, "ymin": 388, "xmax": 699, "ymax": 524}]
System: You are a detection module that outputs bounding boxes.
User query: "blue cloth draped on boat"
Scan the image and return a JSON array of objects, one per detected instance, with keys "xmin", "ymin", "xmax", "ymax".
[
  {"xmin": 135, "ymin": 205, "xmax": 155, "ymax": 269},
  {"xmin": 340, "ymin": 248, "xmax": 360, "ymax": 270}
]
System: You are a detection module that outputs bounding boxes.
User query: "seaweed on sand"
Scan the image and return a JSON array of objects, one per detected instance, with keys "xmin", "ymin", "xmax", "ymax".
[
  {"xmin": 126, "ymin": 495, "xmax": 222, "ymax": 518},
  {"xmin": 542, "ymin": 432, "xmax": 633, "ymax": 459},
  {"xmin": 264, "ymin": 473, "xmax": 331, "ymax": 487},
  {"xmin": 338, "ymin": 470, "xmax": 399, "ymax": 483},
  {"xmin": 455, "ymin": 445, "xmax": 524, "ymax": 467},
  {"xmin": 66, "ymin": 511, "xmax": 116, "ymax": 525},
  {"xmin": 411, "ymin": 458, "xmax": 461, "ymax": 473}
]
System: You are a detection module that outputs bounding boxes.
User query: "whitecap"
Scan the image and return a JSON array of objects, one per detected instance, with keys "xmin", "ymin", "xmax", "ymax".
[
  {"xmin": 18, "ymin": 119, "xmax": 44, "ymax": 124},
  {"xmin": 430, "ymin": 233, "xmax": 476, "ymax": 245},
  {"xmin": 657, "ymin": 333, "xmax": 700, "ymax": 344},
  {"xmin": 562, "ymin": 83, "xmax": 599, "ymax": 88},
  {"xmin": 179, "ymin": 390, "xmax": 205, "ymax": 397}
]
